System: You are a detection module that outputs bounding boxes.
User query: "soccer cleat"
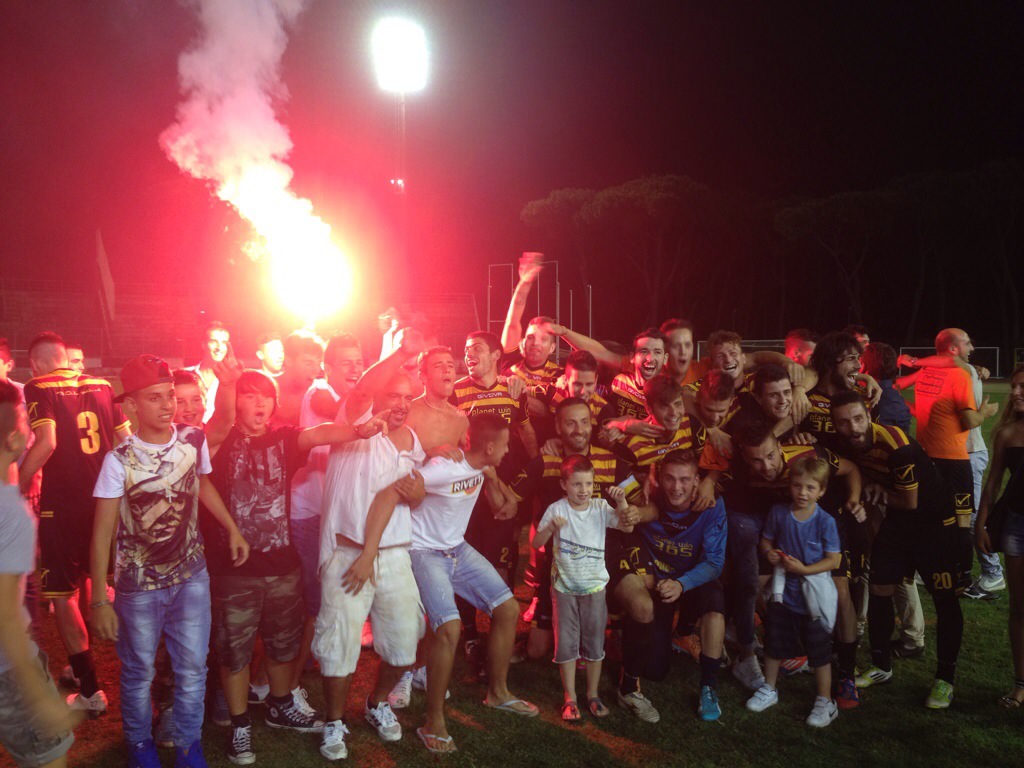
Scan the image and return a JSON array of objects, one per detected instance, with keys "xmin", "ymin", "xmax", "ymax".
[
  {"xmin": 364, "ymin": 699, "xmax": 402, "ymax": 742},
  {"xmin": 745, "ymin": 684, "xmax": 779, "ymax": 713},
  {"xmin": 174, "ymin": 740, "xmax": 209, "ymax": 768},
  {"xmin": 698, "ymin": 685, "xmax": 721, "ymax": 721},
  {"xmin": 266, "ymin": 697, "xmax": 325, "ymax": 733},
  {"xmin": 67, "ymin": 689, "xmax": 108, "ymax": 717},
  {"xmin": 979, "ymin": 574, "xmax": 1007, "ymax": 593},
  {"xmin": 855, "ymin": 665, "xmax": 893, "ymax": 689},
  {"xmin": 154, "ymin": 705, "xmax": 175, "ymax": 748},
  {"xmin": 732, "ymin": 655, "xmax": 766, "ymax": 692},
  {"xmin": 835, "ymin": 676, "xmax": 860, "ymax": 709},
  {"xmin": 247, "ymin": 683, "xmax": 269, "ymax": 706},
  {"xmin": 806, "ymin": 696, "xmax": 839, "ymax": 727},
  {"xmin": 892, "ymin": 642, "xmax": 926, "ymax": 659},
  {"xmin": 925, "ymin": 679, "xmax": 954, "ymax": 709},
  {"xmin": 127, "ymin": 739, "xmax": 162, "ymax": 768},
  {"xmin": 780, "ymin": 656, "xmax": 810, "ymax": 676},
  {"xmin": 226, "ymin": 725, "xmax": 254, "ymax": 766},
  {"xmin": 320, "ymin": 720, "xmax": 350, "ymax": 761},
  {"xmin": 617, "ymin": 690, "xmax": 661, "ymax": 723},
  {"xmin": 388, "ymin": 670, "xmax": 414, "ymax": 709}
]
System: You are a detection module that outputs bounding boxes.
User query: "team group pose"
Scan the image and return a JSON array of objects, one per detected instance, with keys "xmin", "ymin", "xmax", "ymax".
[{"xmin": 0, "ymin": 253, "xmax": 1021, "ymax": 767}]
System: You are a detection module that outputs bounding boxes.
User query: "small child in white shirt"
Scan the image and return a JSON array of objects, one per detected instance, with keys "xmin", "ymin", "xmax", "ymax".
[{"xmin": 532, "ymin": 455, "xmax": 635, "ymax": 722}]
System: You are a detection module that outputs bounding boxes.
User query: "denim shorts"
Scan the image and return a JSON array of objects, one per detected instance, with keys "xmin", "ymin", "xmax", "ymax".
[
  {"xmin": 410, "ymin": 542, "xmax": 514, "ymax": 632},
  {"xmin": 0, "ymin": 651, "xmax": 74, "ymax": 767},
  {"xmin": 1002, "ymin": 512, "xmax": 1024, "ymax": 558}
]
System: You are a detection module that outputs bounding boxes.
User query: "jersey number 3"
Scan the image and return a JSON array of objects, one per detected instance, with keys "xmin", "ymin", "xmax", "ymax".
[{"xmin": 77, "ymin": 411, "xmax": 102, "ymax": 455}]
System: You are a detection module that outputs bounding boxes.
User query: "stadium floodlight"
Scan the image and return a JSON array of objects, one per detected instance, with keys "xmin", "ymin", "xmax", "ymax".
[{"xmin": 371, "ymin": 17, "xmax": 428, "ymax": 95}]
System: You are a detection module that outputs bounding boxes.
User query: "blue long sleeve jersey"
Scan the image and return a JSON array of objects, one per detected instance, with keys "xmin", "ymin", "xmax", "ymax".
[{"xmin": 637, "ymin": 496, "xmax": 727, "ymax": 592}]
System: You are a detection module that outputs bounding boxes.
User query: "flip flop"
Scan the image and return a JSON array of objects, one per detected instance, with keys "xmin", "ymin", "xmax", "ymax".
[
  {"xmin": 485, "ymin": 698, "xmax": 540, "ymax": 717},
  {"xmin": 561, "ymin": 700, "xmax": 581, "ymax": 721},
  {"xmin": 416, "ymin": 727, "xmax": 457, "ymax": 754},
  {"xmin": 588, "ymin": 697, "xmax": 610, "ymax": 717}
]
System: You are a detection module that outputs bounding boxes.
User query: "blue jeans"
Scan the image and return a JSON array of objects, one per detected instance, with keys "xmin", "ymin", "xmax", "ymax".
[
  {"xmin": 727, "ymin": 512, "xmax": 763, "ymax": 651},
  {"xmin": 291, "ymin": 515, "xmax": 322, "ymax": 618},
  {"xmin": 970, "ymin": 450, "xmax": 1003, "ymax": 580},
  {"xmin": 410, "ymin": 543, "xmax": 513, "ymax": 632},
  {"xmin": 115, "ymin": 567, "xmax": 211, "ymax": 747}
]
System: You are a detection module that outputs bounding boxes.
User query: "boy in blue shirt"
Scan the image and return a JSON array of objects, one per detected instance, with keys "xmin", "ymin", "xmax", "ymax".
[{"xmin": 746, "ymin": 456, "xmax": 841, "ymax": 727}]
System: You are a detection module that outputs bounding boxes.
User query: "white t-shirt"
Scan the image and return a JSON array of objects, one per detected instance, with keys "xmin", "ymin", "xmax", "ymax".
[
  {"xmin": 319, "ymin": 407, "xmax": 425, "ymax": 569},
  {"xmin": 537, "ymin": 497, "xmax": 620, "ymax": 595},
  {"xmin": 411, "ymin": 458, "xmax": 486, "ymax": 551},
  {"xmin": 291, "ymin": 379, "xmax": 341, "ymax": 521}
]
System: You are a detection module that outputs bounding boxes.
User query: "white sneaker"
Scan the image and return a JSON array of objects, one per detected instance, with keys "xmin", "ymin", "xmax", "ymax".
[
  {"xmin": 979, "ymin": 574, "xmax": 1007, "ymax": 593},
  {"xmin": 806, "ymin": 696, "xmax": 838, "ymax": 727},
  {"xmin": 388, "ymin": 671, "xmax": 414, "ymax": 710},
  {"xmin": 66, "ymin": 689, "xmax": 108, "ymax": 717},
  {"xmin": 320, "ymin": 720, "xmax": 350, "ymax": 761},
  {"xmin": 410, "ymin": 667, "xmax": 450, "ymax": 700},
  {"xmin": 291, "ymin": 686, "xmax": 319, "ymax": 719},
  {"xmin": 617, "ymin": 690, "xmax": 660, "ymax": 723},
  {"xmin": 364, "ymin": 699, "xmax": 402, "ymax": 742},
  {"xmin": 746, "ymin": 684, "xmax": 779, "ymax": 713},
  {"xmin": 732, "ymin": 655, "xmax": 766, "ymax": 692}
]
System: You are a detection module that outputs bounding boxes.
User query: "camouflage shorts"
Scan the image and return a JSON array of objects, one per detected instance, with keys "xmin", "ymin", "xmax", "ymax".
[
  {"xmin": 0, "ymin": 651, "xmax": 74, "ymax": 768},
  {"xmin": 211, "ymin": 568, "xmax": 304, "ymax": 673}
]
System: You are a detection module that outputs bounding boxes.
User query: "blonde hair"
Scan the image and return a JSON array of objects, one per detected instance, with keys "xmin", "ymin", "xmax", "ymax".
[{"xmin": 789, "ymin": 455, "xmax": 830, "ymax": 491}]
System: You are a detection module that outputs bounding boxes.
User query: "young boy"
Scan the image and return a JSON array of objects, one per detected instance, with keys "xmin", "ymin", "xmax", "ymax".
[
  {"xmin": 532, "ymin": 455, "xmax": 633, "ymax": 721},
  {"xmin": 206, "ymin": 368, "xmax": 385, "ymax": 765},
  {"xmin": 0, "ymin": 380, "xmax": 78, "ymax": 768},
  {"xmin": 746, "ymin": 456, "xmax": 841, "ymax": 727},
  {"xmin": 90, "ymin": 355, "xmax": 250, "ymax": 768}
]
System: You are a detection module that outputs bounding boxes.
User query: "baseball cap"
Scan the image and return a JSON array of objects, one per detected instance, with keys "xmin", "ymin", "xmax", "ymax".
[{"xmin": 115, "ymin": 354, "xmax": 174, "ymax": 402}]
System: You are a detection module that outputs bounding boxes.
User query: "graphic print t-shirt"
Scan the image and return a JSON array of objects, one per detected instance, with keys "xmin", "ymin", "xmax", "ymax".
[
  {"xmin": 208, "ymin": 426, "xmax": 306, "ymax": 576},
  {"xmin": 411, "ymin": 457, "xmax": 486, "ymax": 550}
]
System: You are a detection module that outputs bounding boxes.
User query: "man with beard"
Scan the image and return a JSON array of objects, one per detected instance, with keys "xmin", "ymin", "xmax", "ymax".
[
  {"xmin": 510, "ymin": 398, "xmax": 630, "ymax": 659},
  {"xmin": 830, "ymin": 391, "xmax": 965, "ymax": 709},
  {"xmin": 725, "ymin": 420, "xmax": 865, "ymax": 705},
  {"xmin": 800, "ymin": 331, "xmax": 883, "ymax": 447}
]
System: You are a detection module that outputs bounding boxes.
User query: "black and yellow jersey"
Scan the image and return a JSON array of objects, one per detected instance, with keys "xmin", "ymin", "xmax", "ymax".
[
  {"xmin": 609, "ymin": 373, "xmax": 648, "ymax": 421},
  {"xmin": 450, "ymin": 376, "xmax": 530, "ymax": 427}
]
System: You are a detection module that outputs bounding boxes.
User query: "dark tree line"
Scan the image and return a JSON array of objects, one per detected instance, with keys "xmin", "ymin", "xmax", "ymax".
[{"xmin": 521, "ymin": 160, "xmax": 1023, "ymax": 355}]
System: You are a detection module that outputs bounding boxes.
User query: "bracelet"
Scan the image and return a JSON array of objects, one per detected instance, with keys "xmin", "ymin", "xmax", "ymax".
[{"xmin": 90, "ymin": 599, "xmax": 112, "ymax": 609}]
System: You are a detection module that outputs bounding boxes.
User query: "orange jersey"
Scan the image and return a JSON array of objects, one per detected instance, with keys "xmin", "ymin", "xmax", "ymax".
[{"xmin": 913, "ymin": 366, "xmax": 975, "ymax": 460}]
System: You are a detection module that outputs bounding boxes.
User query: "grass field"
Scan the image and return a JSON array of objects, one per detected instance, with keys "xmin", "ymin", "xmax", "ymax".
[{"xmin": 4, "ymin": 382, "xmax": 1022, "ymax": 768}]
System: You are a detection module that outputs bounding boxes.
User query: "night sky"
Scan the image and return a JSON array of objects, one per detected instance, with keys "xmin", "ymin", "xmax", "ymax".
[{"xmin": 2, "ymin": 1, "xmax": 1022, "ymax": 342}]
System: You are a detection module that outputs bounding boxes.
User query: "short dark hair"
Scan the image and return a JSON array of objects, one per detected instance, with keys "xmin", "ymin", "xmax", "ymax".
[
  {"xmin": 28, "ymin": 331, "xmax": 65, "ymax": 361},
  {"xmin": 860, "ymin": 342, "xmax": 898, "ymax": 380},
  {"xmin": 657, "ymin": 449, "xmax": 699, "ymax": 475},
  {"xmin": 560, "ymin": 453, "xmax": 594, "ymax": 481},
  {"xmin": 752, "ymin": 364, "xmax": 790, "ymax": 396},
  {"xmin": 785, "ymin": 328, "xmax": 818, "ymax": 346},
  {"xmin": 283, "ymin": 330, "xmax": 325, "ymax": 361},
  {"xmin": 632, "ymin": 328, "xmax": 667, "ymax": 354},
  {"xmin": 466, "ymin": 331, "xmax": 503, "ymax": 354},
  {"xmin": 325, "ymin": 333, "xmax": 362, "ymax": 366},
  {"xmin": 565, "ymin": 350, "xmax": 598, "ymax": 374},
  {"xmin": 734, "ymin": 417, "xmax": 778, "ymax": 450},
  {"xmin": 809, "ymin": 331, "xmax": 860, "ymax": 379},
  {"xmin": 659, "ymin": 318, "xmax": 694, "ymax": 335},
  {"xmin": 554, "ymin": 396, "xmax": 590, "ymax": 418},
  {"xmin": 466, "ymin": 412, "xmax": 510, "ymax": 448},
  {"xmin": 173, "ymin": 369, "xmax": 206, "ymax": 395},
  {"xmin": 829, "ymin": 389, "xmax": 867, "ymax": 414},
  {"xmin": 644, "ymin": 375, "xmax": 683, "ymax": 408},
  {"xmin": 697, "ymin": 369, "xmax": 735, "ymax": 402},
  {"xmin": 842, "ymin": 324, "xmax": 869, "ymax": 340},
  {"xmin": 418, "ymin": 346, "xmax": 454, "ymax": 375},
  {"xmin": 708, "ymin": 330, "xmax": 743, "ymax": 349},
  {"xmin": 527, "ymin": 315, "xmax": 556, "ymax": 328},
  {"xmin": 237, "ymin": 369, "xmax": 279, "ymax": 404}
]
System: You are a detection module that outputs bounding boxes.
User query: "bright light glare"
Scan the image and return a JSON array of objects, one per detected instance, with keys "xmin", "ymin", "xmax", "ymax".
[
  {"xmin": 371, "ymin": 17, "xmax": 428, "ymax": 94},
  {"xmin": 221, "ymin": 163, "xmax": 353, "ymax": 325}
]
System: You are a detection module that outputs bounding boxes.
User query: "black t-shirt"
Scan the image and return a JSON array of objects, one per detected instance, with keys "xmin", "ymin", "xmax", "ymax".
[{"xmin": 207, "ymin": 426, "xmax": 307, "ymax": 576}]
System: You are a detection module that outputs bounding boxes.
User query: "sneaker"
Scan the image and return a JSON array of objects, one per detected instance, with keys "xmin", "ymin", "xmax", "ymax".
[
  {"xmin": 175, "ymin": 740, "xmax": 208, "ymax": 768},
  {"xmin": 364, "ymin": 699, "xmax": 402, "ymax": 742},
  {"xmin": 835, "ymin": 676, "xmax": 860, "ymax": 710},
  {"xmin": 806, "ymin": 696, "xmax": 838, "ymax": 727},
  {"xmin": 925, "ymin": 679, "xmax": 954, "ymax": 709},
  {"xmin": 410, "ymin": 666, "xmax": 450, "ymax": 700},
  {"xmin": 154, "ymin": 705, "xmax": 175, "ymax": 748},
  {"xmin": 388, "ymin": 671, "xmax": 414, "ymax": 709},
  {"xmin": 892, "ymin": 642, "xmax": 926, "ymax": 659},
  {"xmin": 58, "ymin": 664, "xmax": 81, "ymax": 690},
  {"xmin": 67, "ymin": 689, "xmax": 108, "ymax": 717},
  {"xmin": 128, "ymin": 738, "xmax": 161, "ymax": 768},
  {"xmin": 210, "ymin": 688, "xmax": 231, "ymax": 727},
  {"xmin": 698, "ymin": 685, "xmax": 721, "ymax": 721},
  {"xmin": 745, "ymin": 684, "xmax": 779, "ymax": 712},
  {"xmin": 266, "ymin": 697, "xmax": 325, "ymax": 733},
  {"xmin": 855, "ymin": 665, "xmax": 893, "ymax": 689},
  {"xmin": 291, "ymin": 686, "xmax": 320, "ymax": 720},
  {"xmin": 780, "ymin": 656, "xmax": 810, "ymax": 676},
  {"xmin": 979, "ymin": 574, "xmax": 1007, "ymax": 593},
  {"xmin": 672, "ymin": 633, "xmax": 702, "ymax": 662},
  {"xmin": 732, "ymin": 655, "xmax": 766, "ymax": 692},
  {"xmin": 226, "ymin": 725, "xmax": 255, "ymax": 766},
  {"xmin": 617, "ymin": 689, "xmax": 660, "ymax": 723},
  {"xmin": 247, "ymin": 683, "xmax": 269, "ymax": 706},
  {"xmin": 320, "ymin": 720, "xmax": 350, "ymax": 761}
]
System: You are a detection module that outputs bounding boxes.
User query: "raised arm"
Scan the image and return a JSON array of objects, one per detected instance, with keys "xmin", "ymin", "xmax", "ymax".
[
  {"xmin": 501, "ymin": 253, "xmax": 544, "ymax": 352},
  {"xmin": 547, "ymin": 323, "xmax": 630, "ymax": 372},
  {"xmin": 345, "ymin": 328, "xmax": 425, "ymax": 422}
]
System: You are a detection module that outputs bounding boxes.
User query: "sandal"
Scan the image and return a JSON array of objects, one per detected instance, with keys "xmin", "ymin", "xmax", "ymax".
[
  {"xmin": 561, "ymin": 700, "xmax": 581, "ymax": 721},
  {"xmin": 588, "ymin": 697, "xmax": 610, "ymax": 717},
  {"xmin": 416, "ymin": 727, "xmax": 458, "ymax": 754}
]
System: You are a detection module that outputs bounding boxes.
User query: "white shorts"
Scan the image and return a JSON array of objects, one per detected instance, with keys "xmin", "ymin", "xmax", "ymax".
[{"xmin": 312, "ymin": 545, "xmax": 425, "ymax": 678}]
